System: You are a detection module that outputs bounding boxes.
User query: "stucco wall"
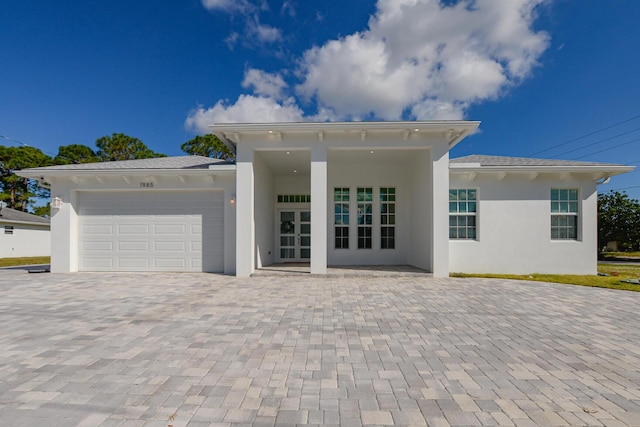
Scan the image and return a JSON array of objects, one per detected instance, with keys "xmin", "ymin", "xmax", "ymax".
[
  {"xmin": 253, "ymin": 154, "xmax": 275, "ymax": 268},
  {"xmin": 0, "ymin": 222, "xmax": 50, "ymax": 258},
  {"xmin": 449, "ymin": 173, "xmax": 598, "ymax": 275}
]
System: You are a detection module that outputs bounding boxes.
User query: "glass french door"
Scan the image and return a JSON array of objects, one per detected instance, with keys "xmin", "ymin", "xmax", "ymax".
[{"xmin": 279, "ymin": 210, "xmax": 311, "ymax": 262}]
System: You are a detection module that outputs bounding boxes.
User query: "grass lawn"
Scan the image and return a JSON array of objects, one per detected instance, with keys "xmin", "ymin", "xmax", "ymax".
[
  {"xmin": 0, "ymin": 256, "xmax": 51, "ymax": 268},
  {"xmin": 601, "ymin": 251, "xmax": 640, "ymax": 259},
  {"xmin": 451, "ymin": 263, "xmax": 640, "ymax": 292}
]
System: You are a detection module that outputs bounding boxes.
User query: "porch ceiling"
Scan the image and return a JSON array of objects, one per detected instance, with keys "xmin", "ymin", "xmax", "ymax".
[{"xmin": 256, "ymin": 150, "xmax": 311, "ymax": 176}]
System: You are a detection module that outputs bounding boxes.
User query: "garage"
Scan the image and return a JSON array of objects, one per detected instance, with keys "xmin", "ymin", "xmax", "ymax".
[{"xmin": 78, "ymin": 191, "xmax": 224, "ymax": 272}]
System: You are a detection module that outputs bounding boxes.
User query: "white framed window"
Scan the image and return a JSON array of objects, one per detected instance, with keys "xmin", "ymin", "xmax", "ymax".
[
  {"xmin": 449, "ymin": 189, "xmax": 477, "ymax": 240},
  {"xmin": 357, "ymin": 187, "xmax": 373, "ymax": 249},
  {"xmin": 380, "ymin": 187, "xmax": 395, "ymax": 249},
  {"xmin": 334, "ymin": 188, "xmax": 349, "ymax": 249},
  {"xmin": 551, "ymin": 189, "xmax": 578, "ymax": 240}
]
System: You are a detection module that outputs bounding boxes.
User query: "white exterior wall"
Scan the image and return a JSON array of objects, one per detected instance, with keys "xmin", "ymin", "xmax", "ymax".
[
  {"xmin": 48, "ymin": 172, "xmax": 236, "ymax": 273},
  {"xmin": 449, "ymin": 173, "xmax": 598, "ymax": 275},
  {"xmin": 253, "ymin": 154, "xmax": 275, "ymax": 269},
  {"xmin": 408, "ymin": 150, "xmax": 431, "ymax": 271},
  {"xmin": 0, "ymin": 222, "xmax": 50, "ymax": 258}
]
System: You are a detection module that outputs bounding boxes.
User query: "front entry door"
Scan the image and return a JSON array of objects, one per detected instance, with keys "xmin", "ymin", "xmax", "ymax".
[{"xmin": 279, "ymin": 210, "xmax": 311, "ymax": 262}]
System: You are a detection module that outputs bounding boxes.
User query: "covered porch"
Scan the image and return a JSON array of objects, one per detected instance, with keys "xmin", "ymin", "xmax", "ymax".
[{"xmin": 211, "ymin": 121, "xmax": 479, "ymax": 277}]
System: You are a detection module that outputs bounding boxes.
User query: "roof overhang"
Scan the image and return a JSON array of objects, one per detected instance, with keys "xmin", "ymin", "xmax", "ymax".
[
  {"xmin": 17, "ymin": 164, "xmax": 236, "ymax": 179},
  {"xmin": 0, "ymin": 218, "xmax": 50, "ymax": 227},
  {"xmin": 210, "ymin": 120, "xmax": 481, "ymax": 152},
  {"xmin": 450, "ymin": 163, "xmax": 635, "ymax": 181}
]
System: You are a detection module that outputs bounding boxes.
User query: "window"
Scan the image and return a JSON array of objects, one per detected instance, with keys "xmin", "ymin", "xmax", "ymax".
[
  {"xmin": 551, "ymin": 189, "xmax": 578, "ymax": 240},
  {"xmin": 380, "ymin": 187, "xmax": 395, "ymax": 249},
  {"xmin": 334, "ymin": 188, "xmax": 350, "ymax": 249},
  {"xmin": 357, "ymin": 187, "xmax": 373, "ymax": 249},
  {"xmin": 449, "ymin": 189, "xmax": 477, "ymax": 239},
  {"xmin": 4, "ymin": 225, "xmax": 13, "ymax": 235},
  {"xmin": 277, "ymin": 194, "xmax": 311, "ymax": 203}
]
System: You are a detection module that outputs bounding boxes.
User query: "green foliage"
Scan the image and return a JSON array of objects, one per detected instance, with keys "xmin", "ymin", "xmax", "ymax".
[
  {"xmin": 96, "ymin": 133, "xmax": 166, "ymax": 161},
  {"xmin": 55, "ymin": 144, "xmax": 99, "ymax": 164},
  {"xmin": 33, "ymin": 203, "xmax": 51, "ymax": 218},
  {"xmin": 598, "ymin": 190, "xmax": 640, "ymax": 251},
  {"xmin": 0, "ymin": 145, "xmax": 52, "ymax": 211},
  {"xmin": 181, "ymin": 134, "xmax": 234, "ymax": 160}
]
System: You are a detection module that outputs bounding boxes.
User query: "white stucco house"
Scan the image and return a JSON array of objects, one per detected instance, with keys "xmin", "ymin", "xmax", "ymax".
[
  {"xmin": 0, "ymin": 204, "xmax": 50, "ymax": 258},
  {"xmin": 18, "ymin": 121, "xmax": 633, "ymax": 276}
]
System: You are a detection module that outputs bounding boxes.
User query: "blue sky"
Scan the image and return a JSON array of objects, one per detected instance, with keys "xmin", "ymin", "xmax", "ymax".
[{"xmin": 1, "ymin": 0, "xmax": 639, "ymax": 198}]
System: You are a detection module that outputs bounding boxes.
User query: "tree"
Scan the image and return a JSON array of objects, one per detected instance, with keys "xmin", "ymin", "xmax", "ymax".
[
  {"xmin": 95, "ymin": 133, "xmax": 166, "ymax": 161},
  {"xmin": 54, "ymin": 144, "xmax": 99, "ymax": 164},
  {"xmin": 181, "ymin": 134, "xmax": 234, "ymax": 160},
  {"xmin": 0, "ymin": 145, "xmax": 52, "ymax": 211},
  {"xmin": 598, "ymin": 190, "xmax": 640, "ymax": 251},
  {"xmin": 33, "ymin": 203, "xmax": 51, "ymax": 218}
]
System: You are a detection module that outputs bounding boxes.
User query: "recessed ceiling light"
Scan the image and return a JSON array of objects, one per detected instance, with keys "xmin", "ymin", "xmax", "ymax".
[
  {"xmin": 293, "ymin": 170, "xmax": 297, "ymax": 173},
  {"xmin": 268, "ymin": 130, "xmax": 273, "ymax": 134},
  {"xmin": 370, "ymin": 150, "xmax": 375, "ymax": 154},
  {"xmin": 414, "ymin": 128, "xmax": 419, "ymax": 132},
  {"xmin": 286, "ymin": 151, "xmax": 291, "ymax": 155}
]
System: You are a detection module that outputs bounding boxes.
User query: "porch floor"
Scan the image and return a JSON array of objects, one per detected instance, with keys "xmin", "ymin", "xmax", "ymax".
[{"xmin": 251, "ymin": 263, "xmax": 432, "ymax": 277}]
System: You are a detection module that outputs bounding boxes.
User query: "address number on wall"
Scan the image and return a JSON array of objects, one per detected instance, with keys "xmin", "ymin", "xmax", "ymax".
[{"xmin": 139, "ymin": 182, "xmax": 154, "ymax": 188}]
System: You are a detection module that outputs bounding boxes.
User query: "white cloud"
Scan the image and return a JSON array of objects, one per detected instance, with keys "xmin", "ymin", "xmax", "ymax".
[
  {"xmin": 242, "ymin": 69, "xmax": 288, "ymax": 100},
  {"xmin": 247, "ymin": 18, "xmax": 282, "ymax": 43},
  {"xmin": 189, "ymin": 0, "xmax": 551, "ymax": 127},
  {"xmin": 297, "ymin": 0, "xmax": 550, "ymax": 120},
  {"xmin": 201, "ymin": 0, "xmax": 252, "ymax": 13},
  {"xmin": 185, "ymin": 95, "xmax": 304, "ymax": 131}
]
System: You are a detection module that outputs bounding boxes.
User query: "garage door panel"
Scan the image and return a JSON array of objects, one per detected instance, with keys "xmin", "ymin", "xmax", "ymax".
[
  {"xmin": 119, "ymin": 258, "xmax": 150, "ymax": 269},
  {"xmin": 83, "ymin": 258, "xmax": 114, "ymax": 268},
  {"xmin": 78, "ymin": 191, "xmax": 224, "ymax": 272},
  {"xmin": 84, "ymin": 242, "xmax": 114, "ymax": 252},
  {"xmin": 154, "ymin": 241, "xmax": 186, "ymax": 251},
  {"xmin": 118, "ymin": 241, "xmax": 149, "ymax": 251}
]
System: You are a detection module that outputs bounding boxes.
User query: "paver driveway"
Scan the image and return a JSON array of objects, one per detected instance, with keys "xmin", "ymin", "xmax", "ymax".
[{"xmin": 1, "ymin": 272, "xmax": 639, "ymax": 427}]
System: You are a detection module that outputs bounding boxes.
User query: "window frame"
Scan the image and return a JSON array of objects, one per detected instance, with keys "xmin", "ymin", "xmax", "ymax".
[
  {"xmin": 333, "ymin": 187, "xmax": 350, "ymax": 249},
  {"xmin": 380, "ymin": 187, "xmax": 396, "ymax": 249},
  {"xmin": 357, "ymin": 187, "xmax": 373, "ymax": 249},
  {"xmin": 550, "ymin": 188, "xmax": 579, "ymax": 241},
  {"xmin": 449, "ymin": 188, "xmax": 478, "ymax": 240}
]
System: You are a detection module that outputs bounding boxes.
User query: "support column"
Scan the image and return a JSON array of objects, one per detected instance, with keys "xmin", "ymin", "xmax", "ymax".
[
  {"xmin": 235, "ymin": 146, "xmax": 255, "ymax": 277},
  {"xmin": 310, "ymin": 146, "xmax": 328, "ymax": 274},
  {"xmin": 50, "ymin": 184, "xmax": 78, "ymax": 273},
  {"xmin": 431, "ymin": 146, "xmax": 450, "ymax": 277}
]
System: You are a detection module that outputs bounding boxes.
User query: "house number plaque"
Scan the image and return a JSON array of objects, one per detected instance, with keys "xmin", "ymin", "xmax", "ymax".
[{"xmin": 139, "ymin": 182, "xmax": 154, "ymax": 188}]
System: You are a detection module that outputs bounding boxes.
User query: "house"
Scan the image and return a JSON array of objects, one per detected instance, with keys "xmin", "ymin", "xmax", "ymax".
[
  {"xmin": 17, "ymin": 121, "xmax": 633, "ymax": 276},
  {"xmin": 0, "ymin": 204, "xmax": 50, "ymax": 258}
]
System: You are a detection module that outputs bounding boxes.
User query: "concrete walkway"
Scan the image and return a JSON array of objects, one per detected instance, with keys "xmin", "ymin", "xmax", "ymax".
[{"xmin": 1, "ymin": 271, "xmax": 639, "ymax": 426}]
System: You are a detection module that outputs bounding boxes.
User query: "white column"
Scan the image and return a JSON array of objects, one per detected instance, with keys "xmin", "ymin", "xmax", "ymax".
[
  {"xmin": 310, "ymin": 146, "xmax": 328, "ymax": 274},
  {"xmin": 50, "ymin": 184, "xmax": 77, "ymax": 272},
  {"xmin": 431, "ymin": 147, "xmax": 450, "ymax": 277},
  {"xmin": 235, "ymin": 146, "xmax": 255, "ymax": 277}
]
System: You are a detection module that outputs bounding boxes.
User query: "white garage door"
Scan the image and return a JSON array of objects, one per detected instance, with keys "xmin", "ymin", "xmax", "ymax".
[{"xmin": 78, "ymin": 191, "xmax": 224, "ymax": 272}]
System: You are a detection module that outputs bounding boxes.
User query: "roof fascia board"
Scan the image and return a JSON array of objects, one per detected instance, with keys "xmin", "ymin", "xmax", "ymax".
[
  {"xmin": 17, "ymin": 166, "xmax": 236, "ymax": 179},
  {"xmin": 210, "ymin": 120, "xmax": 481, "ymax": 135},
  {"xmin": 0, "ymin": 219, "xmax": 50, "ymax": 227},
  {"xmin": 450, "ymin": 165, "xmax": 635, "ymax": 175}
]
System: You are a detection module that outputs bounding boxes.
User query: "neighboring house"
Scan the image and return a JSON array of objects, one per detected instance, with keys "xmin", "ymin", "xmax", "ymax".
[
  {"xmin": 18, "ymin": 121, "xmax": 634, "ymax": 276},
  {"xmin": 0, "ymin": 204, "xmax": 50, "ymax": 258}
]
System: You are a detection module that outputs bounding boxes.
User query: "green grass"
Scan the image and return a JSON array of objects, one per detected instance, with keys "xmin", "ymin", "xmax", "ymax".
[
  {"xmin": 601, "ymin": 251, "xmax": 640, "ymax": 259},
  {"xmin": 451, "ymin": 263, "xmax": 640, "ymax": 292},
  {"xmin": 0, "ymin": 256, "xmax": 50, "ymax": 267}
]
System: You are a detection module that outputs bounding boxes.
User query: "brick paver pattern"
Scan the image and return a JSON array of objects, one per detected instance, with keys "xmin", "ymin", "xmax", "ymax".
[{"xmin": 1, "ymin": 272, "xmax": 639, "ymax": 426}]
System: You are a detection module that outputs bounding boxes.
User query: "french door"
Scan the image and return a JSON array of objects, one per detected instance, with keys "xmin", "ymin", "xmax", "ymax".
[{"xmin": 278, "ymin": 209, "xmax": 311, "ymax": 262}]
